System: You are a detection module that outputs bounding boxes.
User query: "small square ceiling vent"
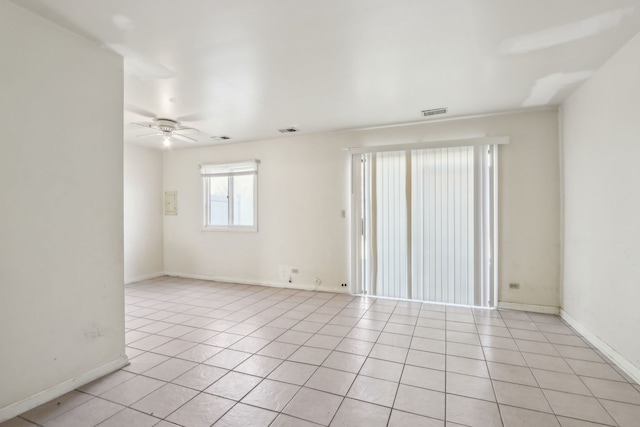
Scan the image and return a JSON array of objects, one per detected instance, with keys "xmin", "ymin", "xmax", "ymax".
[
  {"xmin": 422, "ymin": 107, "xmax": 448, "ymax": 117},
  {"xmin": 278, "ymin": 127, "xmax": 299, "ymax": 133}
]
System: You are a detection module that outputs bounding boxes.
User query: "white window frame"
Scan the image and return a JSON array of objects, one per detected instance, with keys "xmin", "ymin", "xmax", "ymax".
[{"xmin": 201, "ymin": 160, "xmax": 258, "ymax": 232}]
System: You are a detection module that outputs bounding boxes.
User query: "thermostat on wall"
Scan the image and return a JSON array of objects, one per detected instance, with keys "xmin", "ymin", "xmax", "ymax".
[{"xmin": 164, "ymin": 191, "xmax": 177, "ymax": 215}]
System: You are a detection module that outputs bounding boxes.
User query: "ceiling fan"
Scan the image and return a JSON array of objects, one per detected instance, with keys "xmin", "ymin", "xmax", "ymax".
[{"xmin": 133, "ymin": 118, "xmax": 200, "ymax": 147}]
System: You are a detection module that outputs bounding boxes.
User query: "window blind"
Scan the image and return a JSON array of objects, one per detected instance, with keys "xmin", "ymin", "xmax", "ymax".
[
  {"xmin": 410, "ymin": 146, "xmax": 475, "ymax": 304},
  {"xmin": 361, "ymin": 145, "xmax": 493, "ymax": 306},
  {"xmin": 200, "ymin": 160, "xmax": 258, "ymax": 177}
]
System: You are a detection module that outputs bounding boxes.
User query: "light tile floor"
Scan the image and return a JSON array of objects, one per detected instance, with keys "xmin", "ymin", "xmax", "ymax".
[{"xmin": 3, "ymin": 276, "xmax": 640, "ymax": 427}]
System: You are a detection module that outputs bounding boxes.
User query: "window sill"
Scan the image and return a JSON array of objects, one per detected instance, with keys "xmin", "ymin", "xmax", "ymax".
[{"xmin": 202, "ymin": 226, "xmax": 258, "ymax": 233}]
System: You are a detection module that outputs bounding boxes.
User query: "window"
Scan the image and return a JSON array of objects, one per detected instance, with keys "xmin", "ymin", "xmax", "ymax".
[{"xmin": 201, "ymin": 160, "xmax": 258, "ymax": 231}]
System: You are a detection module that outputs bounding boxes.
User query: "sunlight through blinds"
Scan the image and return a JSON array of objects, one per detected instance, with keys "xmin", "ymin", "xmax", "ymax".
[
  {"xmin": 363, "ymin": 145, "xmax": 481, "ymax": 305},
  {"xmin": 373, "ymin": 151, "xmax": 408, "ymax": 299},
  {"xmin": 411, "ymin": 146, "xmax": 475, "ymax": 304}
]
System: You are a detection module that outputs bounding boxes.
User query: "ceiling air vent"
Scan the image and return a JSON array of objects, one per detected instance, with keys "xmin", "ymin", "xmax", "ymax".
[
  {"xmin": 278, "ymin": 127, "xmax": 299, "ymax": 133},
  {"xmin": 422, "ymin": 107, "xmax": 448, "ymax": 117},
  {"xmin": 211, "ymin": 135, "xmax": 231, "ymax": 141}
]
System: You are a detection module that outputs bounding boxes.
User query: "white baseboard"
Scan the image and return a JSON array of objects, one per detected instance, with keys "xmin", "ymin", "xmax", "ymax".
[
  {"xmin": 315, "ymin": 284, "xmax": 349, "ymax": 294},
  {"xmin": 0, "ymin": 355, "xmax": 129, "ymax": 423},
  {"xmin": 497, "ymin": 301, "xmax": 560, "ymax": 315},
  {"xmin": 124, "ymin": 271, "xmax": 165, "ymax": 285},
  {"xmin": 560, "ymin": 309, "xmax": 640, "ymax": 385},
  {"xmin": 163, "ymin": 272, "xmax": 349, "ymax": 294}
]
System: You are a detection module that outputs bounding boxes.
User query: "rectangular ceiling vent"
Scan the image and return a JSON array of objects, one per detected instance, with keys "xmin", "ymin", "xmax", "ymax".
[
  {"xmin": 211, "ymin": 135, "xmax": 231, "ymax": 141},
  {"xmin": 422, "ymin": 107, "xmax": 448, "ymax": 117},
  {"xmin": 278, "ymin": 127, "xmax": 299, "ymax": 133}
]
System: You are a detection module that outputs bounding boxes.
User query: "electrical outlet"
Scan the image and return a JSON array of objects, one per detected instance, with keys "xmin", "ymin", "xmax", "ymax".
[
  {"xmin": 341, "ymin": 283, "xmax": 348, "ymax": 287},
  {"xmin": 509, "ymin": 282, "xmax": 520, "ymax": 290},
  {"xmin": 278, "ymin": 266, "xmax": 289, "ymax": 281},
  {"xmin": 291, "ymin": 268, "xmax": 299, "ymax": 274}
]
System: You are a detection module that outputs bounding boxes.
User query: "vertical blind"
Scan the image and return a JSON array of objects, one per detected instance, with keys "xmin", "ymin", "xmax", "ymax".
[
  {"xmin": 411, "ymin": 146, "xmax": 475, "ymax": 304},
  {"xmin": 369, "ymin": 151, "xmax": 408, "ymax": 299},
  {"xmin": 362, "ymin": 145, "xmax": 491, "ymax": 306}
]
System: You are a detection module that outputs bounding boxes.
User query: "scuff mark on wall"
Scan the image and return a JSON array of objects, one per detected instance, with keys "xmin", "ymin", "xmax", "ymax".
[
  {"xmin": 84, "ymin": 322, "xmax": 104, "ymax": 339},
  {"xmin": 523, "ymin": 71, "xmax": 594, "ymax": 107},
  {"xmin": 501, "ymin": 7, "xmax": 634, "ymax": 55}
]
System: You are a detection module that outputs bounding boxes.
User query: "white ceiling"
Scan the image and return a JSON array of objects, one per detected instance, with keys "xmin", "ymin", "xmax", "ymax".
[{"xmin": 13, "ymin": 0, "xmax": 640, "ymax": 148}]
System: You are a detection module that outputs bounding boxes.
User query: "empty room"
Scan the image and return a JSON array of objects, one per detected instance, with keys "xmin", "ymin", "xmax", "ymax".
[{"xmin": 1, "ymin": 0, "xmax": 640, "ymax": 426}]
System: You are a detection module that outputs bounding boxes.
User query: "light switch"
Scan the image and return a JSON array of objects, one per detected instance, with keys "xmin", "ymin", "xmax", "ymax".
[{"xmin": 164, "ymin": 191, "xmax": 177, "ymax": 215}]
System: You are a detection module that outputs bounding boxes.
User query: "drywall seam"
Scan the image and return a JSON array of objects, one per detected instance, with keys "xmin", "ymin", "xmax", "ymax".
[
  {"xmin": 497, "ymin": 301, "xmax": 560, "ymax": 314},
  {"xmin": 164, "ymin": 272, "xmax": 349, "ymax": 294},
  {"xmin": 124, "ymin": 271, "xmax": 166, "ymax": 285},
  {"xmin": 0, "ymin": 356, "xmax": 129, "ymax": 423},
  {"xmin": 561, "ymin": 309, "xmax": 640, "ymax": 384}
]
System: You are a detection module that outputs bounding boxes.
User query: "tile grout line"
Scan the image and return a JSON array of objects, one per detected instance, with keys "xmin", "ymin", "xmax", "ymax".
[
  {"xmin": 124, "ymin": 280, "xmax": 636, "ymax": 427},
  {"xmin": 500, "ymin": 312, "xmax": 565, "ymax": 426},
  {"xmin": 15, "ymin": 277, "xmax": 639, "ymax": 427}
]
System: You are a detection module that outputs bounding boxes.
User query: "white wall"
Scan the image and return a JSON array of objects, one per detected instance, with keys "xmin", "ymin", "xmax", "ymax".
[
  {"xmin": 561, "ymin": 33, "xmax": 640, "ymax": 375},
  {"xmin": 164, "ymin": 109, "xmax": 560, "ymax": 307},
  {"xmin": 163, "ymin": 132, "xmax": 352, "ymax": 291},
  {"xmin": 0, "ymin": 1, "xmax": 125, "ymax": 418},
  {"xmin": 124, "ymin": 144, "xmax": 164, "ymax": 283}
]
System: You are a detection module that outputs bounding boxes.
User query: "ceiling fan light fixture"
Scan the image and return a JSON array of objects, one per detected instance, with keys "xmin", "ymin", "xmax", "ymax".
[{"xmin": 133, "ymin": 117, "xmax": 200, "ymax": 146}]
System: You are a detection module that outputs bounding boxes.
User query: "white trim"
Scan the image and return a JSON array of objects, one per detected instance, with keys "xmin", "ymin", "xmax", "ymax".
[
  {"xmin": 163, "ymin": 272, "xmax": 349, "ymax": 294},
  {"xmin": 367, "ymin": 293, "xmax": 498, "ymax": 310},
  {"xmin": 347, "ymin": 136, "xmax": 509, "ymax": 154},
  {"xmin": 344, "ymin": 106, "xmax": 557, "ymax": 133},
  {"xmin": 491, "ymin": 145, "xmax": 499, "ymax": 308},
  {"xmin": 558, "ymin": 106, "xmax": 565, "ymax": 309},
  {"xmin": 201, "ymin": 226, "xmax": 258, "ymax": 233},
  {"xmin": 560, "ymin": 309, "xmax": 640, "ymax": 385},
  {"xmin": 497, "ymin": 301, "xmax": 560, "ymax": 314},
  {"xmin": 202, "ymin": 166, "xmax": 258, "ymax": 232},
  {"xmin": 124, "ymin": 271, "xmax": 165, "ymax": 285},
  {"xmin": 349, "ymin": 154, "xmax": 362, "ymax": 296},
  {"xmin": 199, "ymin": 160, "xmax": 258, "ymax": 175},
  {"xmin": 0, "ymin": 356, "xmax": 129, "ymax": 423}
]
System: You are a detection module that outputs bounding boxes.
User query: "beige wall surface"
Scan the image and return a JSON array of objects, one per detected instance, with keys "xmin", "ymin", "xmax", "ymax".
[
  {"xmin": 163, "ymin": 109, "xmax": 561, "ymax": 307},
  {"xmin": 124, "ymin": 144, "xmax": 164, "ymax": 283},
  {"xmin": 562, "ymin": 33, "xmax": 640, "ymax": 372},
  {"xmin": 0, "ymin": 1, "xmax": 125, "ymax": 414}
]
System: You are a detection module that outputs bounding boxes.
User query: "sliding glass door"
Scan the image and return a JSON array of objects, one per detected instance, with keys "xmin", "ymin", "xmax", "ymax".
[{"xmin": 354, "ymin": 144, "xmax": 497, "ymax": 307}]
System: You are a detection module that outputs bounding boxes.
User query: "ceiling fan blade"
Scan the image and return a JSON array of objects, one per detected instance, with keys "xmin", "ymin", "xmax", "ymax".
[
  {"xmin": 176, "ymin": 112, "xmax": 205, "ymax": 122},
  {"xmin": 173, "ymin": 133, "xmax": 198, "ymax": 143},
  {"xmin": 132, "ymin": 121, "xmax": 156, "ymax": 129},
  {"xmin": 125, "ymin": 104, "xmax": 156, "ymax": 119},
  {"xmin": 136, "ymin": 132, "xmax": 163, "ymax": 138},
  {"xmin": 175, "ymin": 126, "xmax": 200, "ymax": 133}
]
